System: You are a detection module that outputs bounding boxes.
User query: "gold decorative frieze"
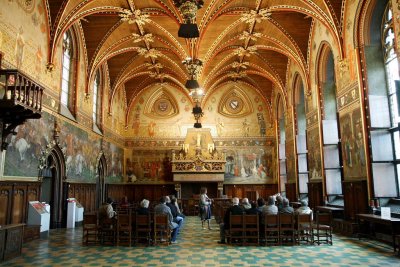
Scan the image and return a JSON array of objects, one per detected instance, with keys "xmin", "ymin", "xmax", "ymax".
[{"xmin": 337, "ymin": 82, "xmax": 360, "ymax": 111}]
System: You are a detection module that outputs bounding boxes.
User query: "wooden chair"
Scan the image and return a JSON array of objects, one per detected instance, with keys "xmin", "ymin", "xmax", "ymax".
[
  {"xmin": 279, "ymin": 213, "xmax": 295, "ymax": 245},
  {"xmin": 228, "ymin": 214, "xmax": 244, "ymax": 245},
  {"xmin": 187, "ymin": 199, "xmax": 199, "ymax": 216},
  {"xmin": 82, "ymin": 212, "xmax": 98, "ymax": 245},
  {"xmin": 296, "ymin": 213, "xmax": 313, "ymax": 245},
  {"xmin": 117, "ymin": 211, "xmax": 132, "ymax": 246},
  {"xmin": 243, "ymin": 214, "xmax": 259, "ymax": 245},
  {"xmin": 264, "ymin": 214, "xmax": 280, "ymax": 246},
  {"xmin": 154, "ymin": 214, "xmax": 171, "ymax": 245},
  {"xmin": 99, "ymin": 217, "xmax": 116, "ymax": 245},
  {"xmin": 135, "ymin": 213, "xmax": 152, "ymax": 246},
  {"xmin": 312, "ymin": 211, "xmax": 333, "ymax": 245}
]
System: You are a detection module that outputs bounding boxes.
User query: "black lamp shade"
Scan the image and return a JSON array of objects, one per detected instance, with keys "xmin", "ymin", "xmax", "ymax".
[
  {"xmin": 192, "ymin": 106, "xmax": 202, "ymax": 114},
  {"xmin": 194, "ymin": 122, "xmax": 202, "ymax": 128},
  {"xmin": 178, "ymin": 23, "xmax": 199, "ymax": 38},
  {"xmin": 185, "ymin": 79, "xmax": 200, "ymax": 89}
]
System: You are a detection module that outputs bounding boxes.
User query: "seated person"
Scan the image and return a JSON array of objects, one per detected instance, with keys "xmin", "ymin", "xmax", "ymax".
[
  {"xmin": 241, "ymin": 198, "xmax": 251, "ymax": 210},
  {"xmin": 276, "ymin": 195, "xmax": 284, "ymax": 211},
  {"xmin": 154, "ymin": 196, "xmax": 180, "ymax": 244},
  {"xmin": 295, "ymin": 200, "xmax": 313, "ymax": 217},
  {"xmin": 280, "ymin": 198, "xmax": 294, "ymax": 214},
  {"xmin": 167, "ymin": 196, "xmax": 184, "ymax": 228},
  {"xmin": 99, "ymin": 197, "xmax": 117, "ymax": 226},
  {"xmin": 256, "ymin": 197, "xmax": 266, "ymax": 212},
  {"xmin": 218, "ymin": 197, "xmax": 244, "ymax": 244},
  {"xmin": 245, "ymin": 201, "xmax": 260, "ymax": 215},
  {"xmin": 137, "ymin": 199, "xmax": 150, "ymax": 215},
  {"xmin": 262, "ymin": 196, "xmax": 279, "ymax": 216}
]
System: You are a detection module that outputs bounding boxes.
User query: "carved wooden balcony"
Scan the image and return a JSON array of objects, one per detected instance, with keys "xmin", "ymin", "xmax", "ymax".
[{"xmin": 0, "ymin": 69, "xmax": 44, "ymax": 150}]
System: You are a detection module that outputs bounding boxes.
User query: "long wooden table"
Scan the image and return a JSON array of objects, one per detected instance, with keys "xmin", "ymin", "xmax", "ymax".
[
  {"xmin": 356, "ymin": 213, "xmax": 400, "ymax": 252},
  {"xmin": 316, "ymin": 206, "xmax": 344, "ymax": 218}
]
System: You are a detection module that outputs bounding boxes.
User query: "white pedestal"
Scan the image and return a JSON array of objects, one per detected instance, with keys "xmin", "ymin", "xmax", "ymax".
[
  {"xmin": 75, "ymin": 206, "xmax": 84, "ymax": 223},
  {"xmin": 67, "ymin": 199, "xmax": 76, "ymax": 229},
  {"xmin": 27, "ymin": 201, "xmax": 50, "ymax": 233}
]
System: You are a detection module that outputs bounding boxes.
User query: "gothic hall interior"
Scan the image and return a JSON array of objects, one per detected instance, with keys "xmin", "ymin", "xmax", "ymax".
[{"xmin": 0, "ymin": 0, "xmax": 400, "ymax": 266}]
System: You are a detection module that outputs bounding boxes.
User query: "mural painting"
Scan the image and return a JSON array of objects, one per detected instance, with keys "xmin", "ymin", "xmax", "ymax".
[
  {"xmin": 4, "ymin": 112, "xmax": 54, "ymax": 177},
  {"xmin": 285, "ymin": 140, "xmax": 296, "ymax": 183},
  {"xmin": 340, "ymin": 109, "xmax": 367, "ymax": 179},
  {"xmin": 126, "ymin": 149, "xmax": 172, "ymax": 183},
  {"xmin": 307, "ymin": 126, "xmax": 323, "ymax": 180},
  {"xmin": 103, "ymin": 141, "xmax": 124, "ymax": 183},
  {"xmin": 224, "ymin": 147, "xmax": 274, "ymax": 184}
]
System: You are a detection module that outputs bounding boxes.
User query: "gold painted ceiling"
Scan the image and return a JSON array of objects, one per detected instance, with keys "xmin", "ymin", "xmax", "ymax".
[{"xmin": 45, "ymin": 0, "xmax": 344, "ymax": 113}]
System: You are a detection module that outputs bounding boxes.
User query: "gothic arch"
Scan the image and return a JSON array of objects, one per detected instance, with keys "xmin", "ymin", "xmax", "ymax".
[
  {"xmin": 95, "ymin": 152, "xmax": 107, "ymax": 209},
  {"xmin": 38, "ymin": 141, "xmax": 67, "ymax": 229}
]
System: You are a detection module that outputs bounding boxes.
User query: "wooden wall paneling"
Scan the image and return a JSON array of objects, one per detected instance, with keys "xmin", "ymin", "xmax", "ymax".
[
  {"xmin": 11, "ymin": 185, "xmax": 26, "ymax": 224},
  {"xmin": 67, "ymin": 183, "xmax": 96, "ymax": 214},
  {"xmin": 307, "ymin": 181, "xmax": 323, "ymax": 209},
  {"xmin": 0, "ymin": 184, "xmax": 12, "ymax": 225},
  {"xmin": 343, "ymin": 180, "xmax": 368, "ymax": 220},
  {"xmin": 26, "ymin": 183, "xmax": 40, "ymax": 225},
  {"xmin": 285, "ymin": 183, "xmax": 297, "ymax": 202}
]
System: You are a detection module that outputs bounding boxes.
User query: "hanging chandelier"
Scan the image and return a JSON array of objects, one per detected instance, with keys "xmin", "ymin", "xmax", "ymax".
[
  {"xmin": 174, "ymin": 0, "xmax": 204, "ymax": 38},
  {"xmin": 182, "ymin": 57, "xmax": 202, "ymax": 89}
]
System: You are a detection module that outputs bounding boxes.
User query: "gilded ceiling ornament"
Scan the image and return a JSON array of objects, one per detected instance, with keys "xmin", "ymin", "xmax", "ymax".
[
  {"xmin": 119, "ymin": 9, "xmax": 150, "ymax": 26},
  {"xmin": 234, "ymin": 46, "xmax": 257, "ymax": 57},
  {"xmin": 239, "ymin": 31, "xmax": 262, "ymax": 41},
  {"xmin": 138, "ymin": 48, "xmax": 162, "ymax": 59},
  {"xmin": 149, "ymin": 72, "xmax": 167, "ymax": 80},
  {"xmin": 132, "ymin": 33, "xmax": 154, "ymax": 43},
  {"xmin": 232, "ymin": 61, "xmax": 250, "ymax": 69},
  {"xmin": 228, "ymin": 71, "xmax": 247, "ymax": 79},
  {"xmin": 146, "ymin": 62, "xmax": 163, "ymax": 70},
  {"xmin": 240, "ymin": 8, "xmax": 271, "ymax": 24}
]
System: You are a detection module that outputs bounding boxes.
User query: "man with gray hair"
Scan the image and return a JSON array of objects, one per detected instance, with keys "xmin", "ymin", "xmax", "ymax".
[
  {"xmin": 241, "ymin": 198, "xmax": 251, "ymax": 210},
  {"xmin": 218, "ymin": 197, "xmax": 244, "ymax": 244}
]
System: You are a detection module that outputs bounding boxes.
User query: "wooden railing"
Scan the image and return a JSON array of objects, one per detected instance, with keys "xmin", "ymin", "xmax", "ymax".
[{"xmin": 0, "ymin": 69, "xmax": 43, "ymax": 112}]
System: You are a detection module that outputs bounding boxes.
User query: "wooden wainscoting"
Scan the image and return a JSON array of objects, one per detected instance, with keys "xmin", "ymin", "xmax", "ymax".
[
  {"xmin": 343, "ymin": 180, "xmax": 368, "ymax": 220},
  {"xmin": 285, "ymin": 183, "xmax": 297, "ymax": 202},
  {"xmin": 0, "ymin": 181, "xmax": 41, "ymax": 225},
  {"xmin": 307, "ymin": 181, "xmax": 323, "ymax": 209},
  {"xmin": 67, "ymin": 183, "xmax": 97, "ymax": 213},
  {"xmin": 224, "ymin": 184, "xmax": 279, "ymax": 201},
  {"xmin": 106, "ymin": 184, "xmax": 176, "ymax": 204}
]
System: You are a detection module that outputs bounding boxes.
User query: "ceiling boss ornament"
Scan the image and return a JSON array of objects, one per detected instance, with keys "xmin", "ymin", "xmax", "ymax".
[
  {"xmin": 119, "ymin": 9, "xmax": 151, "ymax": 26},
  {"xmin": 173, "ymin": 0, "xmax": 204, "ymax": 38},
  {"xmin": 131, "ymin": 33, "xmax": 154, "ymax": 43},
  {"xmin": 240, "ymin": 8, "xmax": 272, "ymax": 24}
]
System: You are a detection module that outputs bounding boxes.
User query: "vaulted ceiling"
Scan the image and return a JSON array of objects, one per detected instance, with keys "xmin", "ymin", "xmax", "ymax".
[{"xmin": 45, "ymin": 0, "xmax": 344, "ymax": 113}]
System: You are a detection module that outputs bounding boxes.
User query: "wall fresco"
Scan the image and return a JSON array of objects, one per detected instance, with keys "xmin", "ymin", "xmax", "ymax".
[
  {"xmin": 340, "ymin": 108, "xmax": 367, "ymax": 179},
  {"xmin": 307, "ymin": 126, "xmax": 323, "ymax": 180},
  {"xmin": 223, "ymin": 147, "xmax": 275, "ymax": 184},
  {"xmin": 4, "ymin": 112, "xmax": 54, "ymax": 177}
]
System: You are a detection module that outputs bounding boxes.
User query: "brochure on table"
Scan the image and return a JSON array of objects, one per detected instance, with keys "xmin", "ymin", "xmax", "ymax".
[{"xmin": 27, "ymin": 201, "xmax": 50, "ymax": 233}]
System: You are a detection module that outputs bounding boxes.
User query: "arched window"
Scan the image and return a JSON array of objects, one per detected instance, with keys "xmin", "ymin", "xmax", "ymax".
[
  {"xmin": 277, "ymin": 99, "xmax": 287, "ymax": 195},
  {"xmin": 294, "ymin": 76, "xmax": 309, "ymax": 197},
  {"xmin": 60, "ymin": 30, "xmax": 76, "ymax": 117},
  {"xmin": 318, "ymin": 47, "xmax": 343, "ymax": 202},
  {"xmin": 92, "ymin": 70, "xmax": 102, "ymax": 131}
]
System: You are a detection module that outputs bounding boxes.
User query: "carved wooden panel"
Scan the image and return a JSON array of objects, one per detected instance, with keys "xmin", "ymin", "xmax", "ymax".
[
  {"xmin": 343, "ymin": 180, "xmax": 368, "ymax": 220},
  {"xmin": 307, "ymin": 181, "xmax": 323, "ymax": 209},
  {"xmin": 285, "ymin": 183, "xmax": 297, "ymax": 202},
  {"xmin": 67, "ymin": 183, "xmax": 97, "ymax": 213},
  {"xmin": 0, "ymin": 185, "xmax": 12, "ymax": 225},
  {"xmin": 224, "ymin": 184, "xmax": 278, "ymax": 200},
  {"xmin": 11, "ymin": 187, "xmax": 26, "ymax": 224}
]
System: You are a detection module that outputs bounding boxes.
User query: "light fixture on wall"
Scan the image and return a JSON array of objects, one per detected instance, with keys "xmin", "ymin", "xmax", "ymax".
[{"xmin": 174, "ymin": 1, "xmax": 204, "ymax": 38}]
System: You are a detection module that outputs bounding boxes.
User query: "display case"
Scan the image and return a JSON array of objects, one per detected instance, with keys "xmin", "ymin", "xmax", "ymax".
[
  {"xmin": 75, "ymin": 200, "xmax": 84, "ymax": 226},
  {"xmin": 27, "ymin": 201, "xmax": 50, "ymax": 234}
]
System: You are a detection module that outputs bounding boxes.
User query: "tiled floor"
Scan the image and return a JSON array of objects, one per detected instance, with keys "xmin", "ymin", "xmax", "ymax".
[{"xmin": 3, "ymin": 216, "xmax": 399, "ymax": 267}]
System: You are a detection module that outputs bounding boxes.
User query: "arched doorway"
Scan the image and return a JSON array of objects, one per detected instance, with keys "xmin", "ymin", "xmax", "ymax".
[
  {"xmin": 95, "ymin": 153, "xmax": 107, "ymax": 209},
  {"xmin": 39, "ymin": 144, "xmax": 66, "ymax": 229}
]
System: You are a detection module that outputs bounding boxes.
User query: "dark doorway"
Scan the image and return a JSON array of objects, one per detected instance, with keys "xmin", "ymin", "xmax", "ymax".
[
  {"xmin": 95, "ymin": 154, "xmax": 107, "ymax": 209},
  {"xmin": 40, "ymin": 146, "xmax": 66, "ymax": 229}
]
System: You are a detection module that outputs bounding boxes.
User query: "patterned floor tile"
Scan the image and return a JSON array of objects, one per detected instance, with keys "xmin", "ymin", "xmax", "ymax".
[{"xmin": 1, "ymin": 216, "xmax": 399, "ymax": 266}]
